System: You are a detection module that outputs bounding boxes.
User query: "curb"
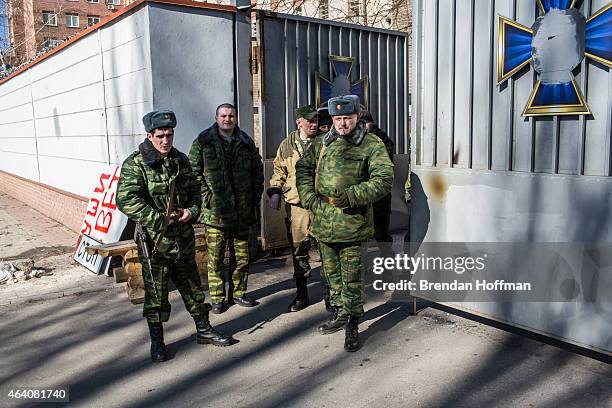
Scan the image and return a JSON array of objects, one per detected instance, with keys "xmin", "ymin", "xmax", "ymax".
[{"xmin": 0, "ymin": 283, "xmax": 126, "ymax": 307}]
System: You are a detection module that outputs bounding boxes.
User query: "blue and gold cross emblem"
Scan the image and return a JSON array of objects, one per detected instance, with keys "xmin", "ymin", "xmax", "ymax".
[
  {"xmin": 498, "ymin": 0, "xmax": 612, "ymax": 116},
  {"xmin": 316, "ymin": 55, "xmax": 369, "ymax": 108}
]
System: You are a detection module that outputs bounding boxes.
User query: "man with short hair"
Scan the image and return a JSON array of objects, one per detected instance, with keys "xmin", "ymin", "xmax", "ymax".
[
  {"xmin": 189, "ymin": 104, "xmax": 264, "ymax": 314},
  {"xmin": 296, "ymin": 95, "xmax": 394, "ymax": 352},
  {"xmin": 360, "ymin": 111, "xmax": 394, "ymax": 243},
  {"xmin": 267, "ymin": 104, "xmax": 318, "ymax": 312},
  {"xmin": 117, "ymin": 110, "xmax": 233, "ymax": 363}
]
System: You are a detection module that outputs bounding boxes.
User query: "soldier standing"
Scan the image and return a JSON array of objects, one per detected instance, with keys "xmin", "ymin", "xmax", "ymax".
[
  {"xmin": 189, "ymin": 103, "xmax": 264, "ymax": 314},
  {"xmin": 360, "ymin": 110, "xmax": 394, "ymax": 243},
  {"xmin": 267, "ymin": 105, "xmax": 319, "ymax": 312},
  {"xmin": 117, "ymin": 110, "xmax": 233, "ymax": 363},
  {"xmin": 296, "ymin": 95, "xmax": 394, "ymax": 351}
]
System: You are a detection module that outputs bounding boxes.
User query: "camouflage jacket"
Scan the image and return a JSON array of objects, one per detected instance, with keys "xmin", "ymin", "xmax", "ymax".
[
  {"xmin": 116, "ymin": 139, "xmax": 201, "ymax": 259},
  {"xmin": 295, "ymin": 122, "xmax": 394, "ymax": 243},
  {"xmin": 267, "ymin": 130, "xmax": 313, "ymax": 205},
  {"xmin": 189, "ymin": 123, "xmax": 264, "ymax": 231}
]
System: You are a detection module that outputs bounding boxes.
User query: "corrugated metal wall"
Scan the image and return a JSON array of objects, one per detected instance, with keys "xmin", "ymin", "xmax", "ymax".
[
  {"xmin": 412, "ymin": 0, "xmax": 612, "ymax": 175},
  {"xmin": 411, "ymin": 0, "xmax": 612, "ymax": 355},
  {"xmin": 257, "ymin": 11, "xmax": 410, "ymax": 159}
]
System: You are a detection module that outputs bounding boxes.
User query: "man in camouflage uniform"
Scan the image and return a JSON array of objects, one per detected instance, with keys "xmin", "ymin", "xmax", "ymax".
[
  {"xmin": 267, "ymin": 105, "xmax": 318, "ymax": 312},
  {"xmin": 296, "ymin": 95, "xmax": 394, "ymax": 352},
  {"xmin": 360, "ymin": 111, "xmax": 395, "ymax": 243},
  {"xmin": 189, "ymin": 103, "xmax": 264, "ymax": 314},
  {"xmin": 117, "ymin": 110, "xmax": 233, "ymax": 363}
]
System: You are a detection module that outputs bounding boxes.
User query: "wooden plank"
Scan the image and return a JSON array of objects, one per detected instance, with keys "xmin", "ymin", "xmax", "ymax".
[
  {"xmin": 85, "ymin": 239, "xmax": 137, "ymax": 257},
  {"xmin": 113, "ymin": 267, "xmax": 128, "ymax": 283},
  {"xmin": 86, "ymin": 229, "xmax": 208, "ymax": 257}
]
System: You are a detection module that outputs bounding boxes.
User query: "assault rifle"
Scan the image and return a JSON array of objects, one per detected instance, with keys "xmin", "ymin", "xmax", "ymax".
[{"xmin": 134, "ymin": 223, "xmax": 158, "ymax": 300}]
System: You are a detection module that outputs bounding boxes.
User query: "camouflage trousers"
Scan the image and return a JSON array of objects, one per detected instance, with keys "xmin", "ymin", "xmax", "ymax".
[
  {"xmin": 319, "ymin": 241, "xmax": 365, "ymax": 317},
  {"xmin": 285, "ymin": 203, "xmax": 312, "ymax": 279},
  {"xmin": 205, "ymin": 226, "xmax": 250, "ymax": 303},
  {"xmin": 140, "ymin": 252, "xmax": 207, "ymax": 324}
]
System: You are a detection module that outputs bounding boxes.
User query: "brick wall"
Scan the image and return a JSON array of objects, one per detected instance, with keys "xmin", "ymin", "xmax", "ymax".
[
  {"xmin": 0, "ymin": 170, "xmax": 88, "ymax": 233},
  {"xmin": 8, "ymin": 0, "xmax": 124, "ymax": 64}
]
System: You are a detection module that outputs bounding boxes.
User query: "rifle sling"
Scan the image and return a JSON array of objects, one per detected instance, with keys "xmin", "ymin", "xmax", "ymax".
[{"xmin": 314, "ymin": 143, "xmax": 327, "ymax": 195}]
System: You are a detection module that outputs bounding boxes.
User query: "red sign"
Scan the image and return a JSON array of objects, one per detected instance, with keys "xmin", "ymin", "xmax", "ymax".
[
  {"xmin": 79, "ymin": 165, "xmax": 127, "ymax": 242},
  {"xmin": 74, "ymin": 165, "xmax": 128, "ymax": 274}
]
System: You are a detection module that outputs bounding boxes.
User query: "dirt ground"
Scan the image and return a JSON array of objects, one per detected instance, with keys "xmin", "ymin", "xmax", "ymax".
[{"xmin": 0, "ymin": 193, "xmax": 121, "ymax": 305}]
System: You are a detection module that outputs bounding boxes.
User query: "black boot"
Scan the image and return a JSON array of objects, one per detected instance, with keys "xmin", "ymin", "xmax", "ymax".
[
  {"xmin": 317, "ymin": 307, "xmax": 348, "ymax": 335},
  {"xmin": 147, "ymin": 322, "xmax": 168, "ymax": 363},
  {"xmin": 289, "ymin": 277, "xmax": 310, "ymax": 312},
  {"xmin": 323, "ymin": 285, "xmax": 332, "ymax": 313},
  {"xmin": 344, "ymin": 315, "xmax": 360, "ymax": 352},
  {"xmin": 194, "ymin": 313, "xmax": 234, "ymax": 347}
]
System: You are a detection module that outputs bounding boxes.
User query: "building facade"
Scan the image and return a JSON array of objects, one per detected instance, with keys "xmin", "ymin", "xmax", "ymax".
[
  {"xmin": 255, "ymin": 0, "xmax": 410, "ymax": 31},
  {"xmin": 5, "ymin": 0, "xmax": 124, "ymax": 65}
]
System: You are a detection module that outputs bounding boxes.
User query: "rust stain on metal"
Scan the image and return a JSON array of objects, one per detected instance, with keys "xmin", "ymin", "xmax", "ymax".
[{"xmin": 428, "ymin": 174, "xmax": 448, "ymax": 201}]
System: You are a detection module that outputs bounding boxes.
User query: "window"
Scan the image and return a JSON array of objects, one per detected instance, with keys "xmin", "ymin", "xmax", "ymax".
[
  {"xmin": 87, "ymin": 16, "xmax": 101, "ymax": 27},
  {"xmin": 87, "ymin": 0, "xmax": 99, "ymax": 3},
  {"xmin": 42, "ymin": 11, "xmax": 57, "ymax": 26},
  {"xmin": 65, "ymin": 14, "xmax": 79, "ymax": 28},
  {"xmin": 106, "ymin": 0, "xmax": 121, "ymax": 5},
  {"xmin": 319, "ymin": 0, "xmax": 329, "ymax": 19}
]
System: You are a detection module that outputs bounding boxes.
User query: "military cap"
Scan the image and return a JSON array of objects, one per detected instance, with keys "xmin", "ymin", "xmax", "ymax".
[
  {"xmin": 317, "ymin": 106, "xmax": 332, "ymax": 126},
  {"xmin": 142, "ymin": 110, "xmax": 177, "ymax": 133},
  {"xmin": 295, "ymin": 104, "xmax": 319, "ymax": 120},
  {"xmin": 328, "ymin": 95, "xmax": 360, "ymax": 116}
]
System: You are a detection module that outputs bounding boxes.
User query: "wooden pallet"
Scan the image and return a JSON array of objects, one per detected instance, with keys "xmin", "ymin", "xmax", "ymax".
[{"xmin": 87, "ymin": 227, "xmax": 208, "ymax": 303}]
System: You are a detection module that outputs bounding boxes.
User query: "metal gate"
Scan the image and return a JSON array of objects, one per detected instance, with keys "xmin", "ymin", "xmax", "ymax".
[
  {"xmin": 254, "ymin": 11, "xmax": 410, "ymax": 250},
  {"xmin": 411, "ymin": 0, "xmax": 612, "ymax": 355}
]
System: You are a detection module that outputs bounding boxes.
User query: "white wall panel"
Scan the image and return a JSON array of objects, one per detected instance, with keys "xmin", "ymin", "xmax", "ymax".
[
  {"xmin": 149, "ymin": 4, "xmax": 234, "ymax": 154},
  {"xmin": 0, "ymin": 121, "xmax": 36, "ymax": 138},
  {"xmin": 1, "ymin": 138, "xmax": 38, "ymax": 155},
  {"xmin": 0, "ymin": 151, "xmax": 39, "ymax": 180},
  {"xmin": 108, "ymin": 134, "xmax": 144, "ymax": 166},
  {"xmin": 103, "ymin": 70, "xmax": 151, "ymax": 109},
  {"xmin": 28, "ymin": 35, "xmax": 100, "ymax": 81},
  {"xmin": 38, "ymin": 156, "xmax": 109, "ymax": 197},
  {"xmin": 100, "ymin": 8, "xmax": 148, "ymax": 52},
  {"xmin": 104, "ymin": 104, "xmax": 149, "ymax": 137},
  {"xmin": 0, "ymin": 4, "xmax": 238, "ymax": 197},
  {"xmin": 102, "ymin": 37, "xmax": 150, "ymax": 80},
  {"xmin": 0, "ymin": 86, "xmax": 31, "ymax": 109},
  {"xmin": 37, "ymin": 136, "xmax": 109, "ymax": 162},
  {"xmin": 0, "ymin": 104, "xmax": 35, "ymax": 126},
  {"xmin": 32, "ymin": 83, "xmax": 105, "ymax": 119},
  {"xmin": 30, "ymin": 55, "xmax": 102, "ymax": 101},
  {"xmin": 35, "ymin": 110, "xmax": 106, "ymax": 137},
  {"xmin": 0, "ymin": 72, "xmax": 31, "ymax": 97}
]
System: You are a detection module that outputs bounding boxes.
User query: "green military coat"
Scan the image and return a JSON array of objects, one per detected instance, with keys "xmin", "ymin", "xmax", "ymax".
[
  {"xmin": 295, "ymin": 122, "xmax": 394, "ymax": 243},
  {"xmin": 189, "ymin": 124, "xmax": 264, "ymax": 232},
  {"xmin": 116, "ymin": 139, "xmax": 201, "ymax": 259}
]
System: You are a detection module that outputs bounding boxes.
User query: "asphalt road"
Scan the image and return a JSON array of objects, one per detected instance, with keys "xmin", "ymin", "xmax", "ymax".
[{"xmin": 1, "ymin": 258, "xmax": 611, "ymax": 408}]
